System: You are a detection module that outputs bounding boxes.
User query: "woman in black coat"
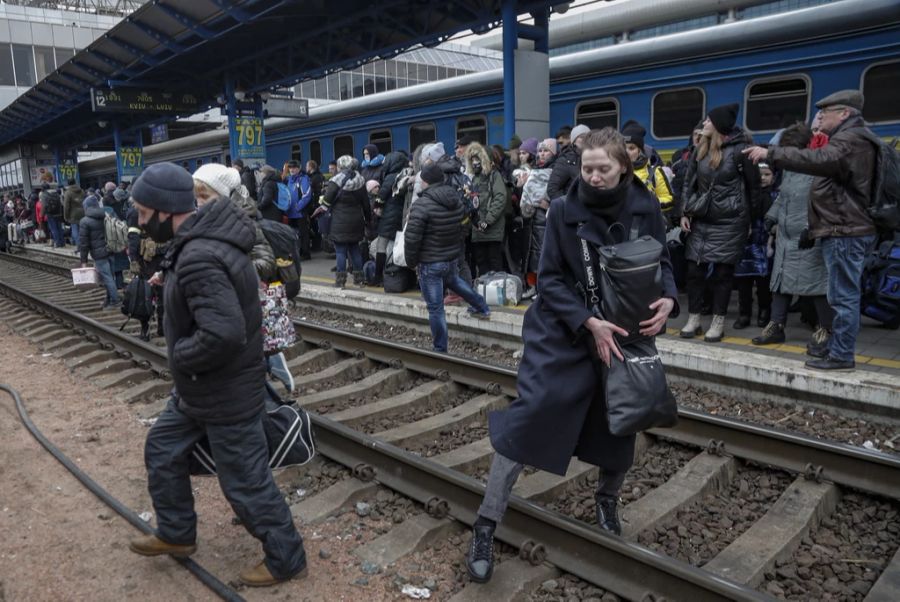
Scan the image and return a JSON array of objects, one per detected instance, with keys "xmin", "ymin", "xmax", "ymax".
[
  {"xmin": 465, "ymin": 128, "xmax": 678, "ymax": 584},
  {"xmin": 372, "ymin": 151, "xmax": 410, "ymax": 285},
  {"xmin": 256, "ymin": 165, "xmax": 284, "ymax": 223},
  {"xmin": 318, "ymin": 155, "xmax": 371, "ymax": 288}
]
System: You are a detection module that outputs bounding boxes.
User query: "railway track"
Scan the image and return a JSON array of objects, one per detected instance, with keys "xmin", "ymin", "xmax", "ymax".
[{"xmin": 2, "ymin": 251, "xmax": 899, "ymax": 601}]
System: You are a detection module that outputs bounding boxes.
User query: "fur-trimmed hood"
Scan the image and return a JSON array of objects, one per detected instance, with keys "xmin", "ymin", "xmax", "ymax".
[{"xmin": 463, "ymin": 143, "xmax": 493, "ymax": 177}]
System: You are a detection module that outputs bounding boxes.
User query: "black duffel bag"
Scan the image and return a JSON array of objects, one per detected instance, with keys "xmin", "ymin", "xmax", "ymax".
[{"xmin": 383, "ymin": 264, "xmax": 417, "ymax": 293}]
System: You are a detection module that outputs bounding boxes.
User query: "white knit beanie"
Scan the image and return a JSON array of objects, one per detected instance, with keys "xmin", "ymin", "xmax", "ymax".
[
  {"xmin": 421, "ymin": 142, "xmax": 445, "ymax": 164},
  {"xmin": 193, "ymin": 163, "xmax": 240, "ymax": 199}
]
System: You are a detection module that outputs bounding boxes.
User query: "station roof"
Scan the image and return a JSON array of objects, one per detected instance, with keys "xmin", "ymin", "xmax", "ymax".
[{"xmin": 0, "ymin": 0, "xmax": 567, "ymax": 152}]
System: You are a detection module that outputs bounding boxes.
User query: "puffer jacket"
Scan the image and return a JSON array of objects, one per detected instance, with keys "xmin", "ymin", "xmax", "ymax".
[
  {"xmin": 466, "ymin": 145, "xmax": 507, "ymax": 244},
  {"xmin": 257, "ymin": 167, "xmax": 284, "ymax": 222},
  {"xmin": 78, "ymin": 206, "xmax": 109, "ymax": 262},
  {"xmin": 162, "ymin": 198, "xmax": 265, "ymax": 425},
  {"xmin": 361, "ymin": 154, "xmax": 385, "ymax": 183},
  {"xmin": 231, "ymin": 186, "xmax": 276, "ymax": 282},
  {"xmin": 546, "ymin": 143, "xmax": 579, "ymax": 201},
  {"xmin": 404, "ymin": 183, "xmax": 464, "ymax": 268},
  {"xmin": 126, "ymin": 207, "xmax": 167, "ymax": 279},
  {"xmin": 680, "ymin": 128, "xmax": 763, "ymax": 265},
  {"xmin": 634, "ymin": 156, "xmax": 674, "ymax": 213},
  {"xmin": 376, "ymin": 152, "xmax": 409, "ymax": 238},
  {"xmin": 767, "ymin": 114, "xmax": 876, "ymax": 239},
  {"xmin": 63, "ymin": 185, "xmax": 85, "ymax": 223},
  {"xmin": 322, "ymin": 170, "xmax": 370, "ymax": 244}
]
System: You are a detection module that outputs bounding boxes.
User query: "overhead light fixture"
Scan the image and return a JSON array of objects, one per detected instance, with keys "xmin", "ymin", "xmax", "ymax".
[
  {"xmin": 97, "ymin": 120, "xmax": 107, "ymax": 128},
  {"xmin": 259, "ymin": 91, "xmax": 270, "ymax": 101},
  {"xmin": 234, "ymin": 90, "xmax": 246, "ymax": 101}
]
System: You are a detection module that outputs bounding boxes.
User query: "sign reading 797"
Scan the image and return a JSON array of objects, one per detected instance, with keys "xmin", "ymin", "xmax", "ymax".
[
  {"xmin": 234, "ymin": 116, "xmax": 266, "ymax": 161},
  {"xmin": 119, "ymin": 146, "xmax": 144, "ymax": 177}
]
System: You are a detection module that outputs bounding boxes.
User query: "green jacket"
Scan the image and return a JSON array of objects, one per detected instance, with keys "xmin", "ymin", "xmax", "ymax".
[{"xmin": 471, "ymin": 169, "xmax": 507, "ymax": 243}]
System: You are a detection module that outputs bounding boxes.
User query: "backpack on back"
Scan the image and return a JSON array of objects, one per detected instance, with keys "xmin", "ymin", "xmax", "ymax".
[
  {"xmin": 43, "ymin": 191, "xmax": 62, "ymax": 216},
  {"xmin": 120, "ymin": 276, "xmax": 154, "ymax": 329},
  {"xmin": 259, "ymin": 218, "xmax": 302, "ymax": 298},
  {"xmin": 852, "ymin": 130, "xmax": 900, "ymax": 233},
  {"xmin": 275, "ymin": 183, "xmax": 292, "ymax": 212},
  {"xmin": 104, "ymin": 213, "xmax": 128, "ymax": 253},
  {"xmin": 861, "ymin": 234, "xmax": 900, "ymax": 329}
]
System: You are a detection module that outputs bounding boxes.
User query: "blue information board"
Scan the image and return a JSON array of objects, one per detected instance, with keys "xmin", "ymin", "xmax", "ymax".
[
  {"xmin": 232, "ymin": 115, "xmax": 266, "ymax": 162},
  {"xmin": 118, "ymin": 145, "xmax": 144, "ymax": 179},
  {"xmin": 57, "ymin": 150, "xmax": 79, "ymax": 185}
]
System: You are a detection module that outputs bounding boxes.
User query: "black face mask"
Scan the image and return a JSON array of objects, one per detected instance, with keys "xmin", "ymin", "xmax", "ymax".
[
  {"xmin": 472, "ymin": 160, "xmax": 483, "ymax": 175},
  {"xmin": 143, "ymin": 210, "xmax": 174, "ymax": 243}
]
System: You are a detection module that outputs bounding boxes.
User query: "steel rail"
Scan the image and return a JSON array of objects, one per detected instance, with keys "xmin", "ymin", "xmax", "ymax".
[{"xmin": 294, "ymin": 321, "xmax": 900, "ymax": 500}]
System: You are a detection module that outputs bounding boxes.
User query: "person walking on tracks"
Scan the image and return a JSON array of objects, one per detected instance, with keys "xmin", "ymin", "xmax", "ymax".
[
  {"xmin": 127, "ymin": 162, "xmax": 307, "ymax": 587},
  {"xmin": 464, "ymin": 129, "xmax": 678, "ymax": 583}
]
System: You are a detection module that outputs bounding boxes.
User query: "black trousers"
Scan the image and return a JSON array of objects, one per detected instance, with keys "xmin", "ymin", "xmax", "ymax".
[
  {"xmin": 145, "ymin": 398, "xmax": 306, "ymax": 580},
  {"xmin": 472, "ymin": 241, "xmax": 503, "ymax": 277},
  {"xmin": 770, "ymin": 292, "xmax": 834, "ymax": 329},
  {"xmin": 288, "ymin": 217, "xmax": 311, "ymax": 258},
  {"xmin": 736, "ymin": 274, "xmax": 772, "ymax": 318},
  {"xmin": 686, "ymin": 262, "xmax": 735, "ymax": 315}
]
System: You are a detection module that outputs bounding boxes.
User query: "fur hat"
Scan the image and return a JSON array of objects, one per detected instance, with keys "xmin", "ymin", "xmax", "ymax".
[
  {"xmin": 621, "ymin": 119, "xmax": 646, "ymax": 149},
  {"xmin": 193, "ymin": 163, "xmax": 240, "ymax": 199},
  {"xmin": 130, "ymin": 162, "xmax": 196, "ymax": 214},
  {"xmin": 420, "ymin": 163, "xmax": 444, "ymax": 186},
  {"xmin": 708, "ymin": 103, "xmax": 739, "ymax": 135}
]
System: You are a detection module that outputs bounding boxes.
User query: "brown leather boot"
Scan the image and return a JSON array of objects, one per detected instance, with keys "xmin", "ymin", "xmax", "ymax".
[
  {"xmin": 239, "ymin": 561, "xmax": 307, "ymax": 587},
  {"xmin": 129, "ymin": 534, "xmax": 196, "ymax": 558}
]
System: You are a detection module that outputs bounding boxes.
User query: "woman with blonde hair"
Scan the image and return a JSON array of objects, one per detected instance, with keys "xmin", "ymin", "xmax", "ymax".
[{"xmin": 677, "ymin": 103, "xmax": 763, "ymax": 342}]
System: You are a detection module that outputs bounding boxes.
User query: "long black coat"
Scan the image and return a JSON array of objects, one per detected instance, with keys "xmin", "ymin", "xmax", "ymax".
[
  {"xmin": 546, "ymin": 143, "xmax": 579, "ymax": 202},
  {"xmin": 78, "ymin": 206, "xmax": 109, "ymax": 262},
  {"xmin": 489, "ymin": 177, "xmax": 679, "ymax": 476},
  {"xmin": 257, "ymin": 172, "xmax": 283, "ymax": 222},
  {"xmin": 376, "ymin": 152, "xmax": 409, "ymax": 238},
  {"xmin": 162, "ymin": 198, "xmax": 265, "ymax": 425},
  {"xmin": 323, "ymin": 171, "xmax": 371, "ymax": 244}
]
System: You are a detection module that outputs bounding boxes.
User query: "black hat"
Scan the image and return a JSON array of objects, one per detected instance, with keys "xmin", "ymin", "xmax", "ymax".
[
  {"xmin": 815, "ymin": 89, "xmax": 864, "ymax": 112},
  {"xmin": 232, "ymin": 158, "xmax": 244, "ymax": 168},
  {"xmin": 420, "ymin": 163, "xmax": 444, "ymax": 186},
  {"xmin": 455, "ymin": 135, "xmax": 475, "ymax": 148},
  {"xmin": 708, "ymin": 103, "xmax": 739, "ymax": 135},
  {"xmin": 130, "ymin": 162, "xmax": 195, "ymax": 214},
  {"xmin": 363, "ymin": 144, "xmax": 379, "ymax": 158},
  {"xmin": 287, "ymin": 160, "xmax": 300, "ymax": 168},
  {"xmin": 620, "ymin": 119, "xmax": 646, "ymax": 149}
]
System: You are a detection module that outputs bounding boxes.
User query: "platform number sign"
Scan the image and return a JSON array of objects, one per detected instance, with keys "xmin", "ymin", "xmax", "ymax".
[
  {"xmin": 234, "ymin": 116, "xmax": 266, "ymax": 161},
  {"xmin": 58, "ymin": 161, "xmax": 78, "ymax": 183},
  {"xmin": 118, "ymin": 145, "xmax": 144, "ymax": 178}
]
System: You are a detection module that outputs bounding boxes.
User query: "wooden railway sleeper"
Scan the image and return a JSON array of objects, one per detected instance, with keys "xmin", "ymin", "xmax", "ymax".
[
  {"xmin": 353, "ymin": 463, "xmax": 376, "ymax": 481},
  {"xmin": 519, "ymin": 539, "xmax": 547, "ymax": 565},
  {"xmin": 425, "ymin": 497, "xmax": 450, "ymax": 519}
]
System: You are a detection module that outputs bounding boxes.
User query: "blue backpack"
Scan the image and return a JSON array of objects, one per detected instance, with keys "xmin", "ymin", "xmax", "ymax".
[{"xmin": 275, "ymin": 182, "xmax": 291, "ymax": 212}]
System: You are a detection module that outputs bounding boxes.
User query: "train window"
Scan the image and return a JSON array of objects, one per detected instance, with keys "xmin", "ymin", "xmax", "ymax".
[
  {"xmin": 456, "ymin": 116, "xmax": 487, "ymax": 145},
  {"xmin": 652, "ymin": 88, "xmax": 705, "ymax": 139},
  {"xmin": 745, "ymin": 76, "xmax": 809, "ymax": 132},
  {"xmin": 333, "ymin": 135, "xmax": 354, "ymax": 161},
  {"xmin": 862, "ymin": 61, "xmax": 900, "ymax": 123},
  {"xmin": 575, "ymin": 99, "xmax": 619, "ymax": 130},
  {"xmin": 409, "ymin": 122, "xmax": 436, "ymax": 150},
  {"xmin": 369, "ymin": 130, "xmax": 392, "ymax": 155},
  {"xmin": 290, "ymin": 143, "xmax": 301, "ymax": 162},
  {"xmin": 310, "ymin": 140, "xmax": 322, "ymax": 166}
]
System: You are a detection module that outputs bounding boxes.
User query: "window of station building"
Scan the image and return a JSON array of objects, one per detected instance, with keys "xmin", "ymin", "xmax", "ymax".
[
  {"xmin": 369, "ymin": 130, "xmax": 392, "ymax": 155},
  {"xmin": 290, "ymin": 143, "xmax": 301, "ymax": 162},
  {"xmin": 34, "ymin": 46, "xmax": 55, "ymax": 82},
  {"xmin": 652, "ymin": 88, "xmax": 705, "ymax": 139},
  {"xmin": 862, "ymin": 61, "xmax": 900, "ymax": 123},
  {"xmin": 12, "ymin": 44, "xmax": 35, "ymax": 87},
  {"xmin": 745, "ymin": 76, "xmax": 809, "ymax": 132},
  {"xmin": 333, "ymin": 135, "xmax": 354, "ymax": 160},
  {"xmin": 0, "ymin": 44, "xmax": 14, "ymax": 86},
  {"xmin": 409, "ymin": 122, "xmax": 436, "ymax": 150},
  {"xmin": 54, "ymin": 47, "xmax": 74, "ymax": 68},
  {"xmin": 575, "ymin": 99, "xmax": 619, "ymax": 130},
  {"xmin": 456, "ymin": 116, "xmax": 487, "ymax": 145},
  {"xmin": 309, "ymin": 140, "xmax": 322, "ymax": 166}
]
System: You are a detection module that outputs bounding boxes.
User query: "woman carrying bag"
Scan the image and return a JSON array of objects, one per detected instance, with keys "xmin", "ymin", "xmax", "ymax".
[{"xmin": 464, "ymin": 128, "xmax": 679, "ymax": 584}]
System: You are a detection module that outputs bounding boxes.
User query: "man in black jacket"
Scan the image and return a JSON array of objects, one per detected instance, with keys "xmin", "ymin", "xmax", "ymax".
[
  {"xmin": 546, "ymin": 123, "xmax": 589, "ymax": 201},
  {"xmin": 233, "ymin": 159, "xmax": 257, "ymax": 200},
  {"xmin": 78, "ymin": 195, "xmax": 120, "ymax": 308},
  {"xmin": 127, "ymin": 162, "xmax": 307, "ymax": 587},
  {"xmin": 404, "ymin": 163, "xmax": 491, "ymax": 353}
]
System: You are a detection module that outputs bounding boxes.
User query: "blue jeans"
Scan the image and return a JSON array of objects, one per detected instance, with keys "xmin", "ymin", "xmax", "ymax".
[
  {"xmin": 821, "ymin": 235, "xmax": 876, "ymax": 362},
  {"xmin": 69, "ymin": 222, "xmax": 79, "ymax": 248},
  {"xmin": 334, "ymin": 242, "xmax": 362, "ymax": 273},
  {"xmin": 418, "ymin": 260, "xmax": 490, "ymax": 352},
  {"xmin": 47, "ymin": 216, "xmax": 64, "ymax": 247},
  {"xmin": 94, "ymin": 257, "xmax": 120, "ymax": 305}
]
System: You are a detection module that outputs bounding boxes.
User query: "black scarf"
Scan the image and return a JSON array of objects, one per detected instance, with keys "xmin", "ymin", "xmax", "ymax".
[
  {"xmin": 633, "ymin": 153, "xmax": 648, "ymax": 170},
  {"xmin": 576, "ymin": 174, "xmax": 631, "ymax": 223}
]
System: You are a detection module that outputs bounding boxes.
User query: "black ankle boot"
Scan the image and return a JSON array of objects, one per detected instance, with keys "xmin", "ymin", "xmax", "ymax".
[
  {"xmin": 466, "ymin": 523, "xmax": 495, "ymax": 583},
  {"xmin": 139, "ymin": 322, "xmax": 151, "ymax": 342},
  {"xmin": 595, "ymin": 495, "xmax": 621, "ymax": 535},
  {"xmin": 373, "ymin": 252, "xmax": 386, "ymax": 286},
  {"xmin": 757, "ymin": 308, "xmax": 771, "ymax": 328},
  {"xmin": 732, "ymin": 315, "xmax": 751, "ymax": 330}
]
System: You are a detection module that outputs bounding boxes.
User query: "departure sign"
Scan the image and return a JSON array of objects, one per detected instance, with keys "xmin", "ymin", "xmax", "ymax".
[
  {"xmin": 118, "ymin": 145, "xmax": 144, "ymax": 178},
  {"xmin": 233, "ymin": 116, "xmax": 266, "ymax": 161},
  {"xmin": 58, "ymin": 160, "xmax": 78, "ymax": 183},
  {"xmin": 91, "ymin": 87, "xmax": 202, "ymax": 115}
]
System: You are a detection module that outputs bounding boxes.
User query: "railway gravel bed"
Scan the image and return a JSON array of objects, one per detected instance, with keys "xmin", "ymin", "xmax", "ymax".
[
  {"xmin": 638, "ymin": 463, "xmax": 794, "ymax": 566},
  {"xmin": 527, "ymin": 573, "xmax": 617, "ymax": 602},
  {"xmin": 312, "ymin": 373, "xmax": 428, "ymax": 415},
  {"xmin": 282, "ymin": 460, "xmax": 350, "ymax": 501},
  {"xmin": 760, "ymin": 492, "xmax": 900, "ymax": 600},
  {"xmin": 295, "ymin": 363, "xmax": 380, "ymax": 396},
  {"xmin": 406, "ymin": 423, "xmax": 490, "ymax": 457},
  {"xmin": 357, "ymin": 387, "xmax": 480, "ymax": 434}
]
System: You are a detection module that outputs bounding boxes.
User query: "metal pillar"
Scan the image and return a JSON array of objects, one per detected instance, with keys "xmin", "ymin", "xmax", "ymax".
[
  {"xmin": 502, "ymin": 0, "xmax": 517, "ymax": 147},
  {"xmin": 502, "ymin": 2, "xmax": 551, "ymax": 144}
]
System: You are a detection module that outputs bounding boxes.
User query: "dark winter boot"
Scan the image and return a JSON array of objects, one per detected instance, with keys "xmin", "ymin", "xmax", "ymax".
[
  {"xmin": 352, "ymin": 270, "xmax": 366, "ymax": 288},
  {"xmin": 806, "ymin": 326, "xmax": 830, "ymax": 358},
  {"xmin": 595, "ymin": 495, "xmax": 621, "ymax": 535},
  {"xmin": 156, "ymin": 321, "xmax": 164, "ymax": 338},
  {"xmin": 334, "ymin": 272, "xmax": 347, "ymax": 289},
  {"xmin": 752, "ymin": 322, "xmax": 785, "ymax": 345},
  {"xmin": 757, "ymin": 307, "xmax": 771, "ymax": 328},
  {"xmin": 373, "ymin": 252, "xmax": 386, "ymax": 287},
  {"xmin": 139, "ymin": 321, "xmax": 151, "ymax": 342},
  {"xmin": 465, "ymin": 521, "xmax": 495, "ymax": 583},
  {"xmin": 732, "ymin": 315, "xmax": 751, "ymax": 330}
]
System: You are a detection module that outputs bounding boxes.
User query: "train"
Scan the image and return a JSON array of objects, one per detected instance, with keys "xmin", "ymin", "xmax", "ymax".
[{"xmin": 78, "ymin": 0, "xmax": 900, "ymax": 187}]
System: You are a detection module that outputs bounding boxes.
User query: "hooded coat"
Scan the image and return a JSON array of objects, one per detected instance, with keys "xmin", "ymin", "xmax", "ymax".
[
  {"xmin": 322, "ymin": 170, "xmax": 370, "ymax": 244},
  {"xmin": 489, "ymin": 176, "xmax": 678, "ymax": 475},
  {"xmin": 546, "ymin": 143, "xmax": 579, "ymax": 201},
  {"xmin": 63, "ymin": 184, "xmax": 85, "ymax": 224},
  {"xmin": 679, "ymin": 128, "xmax": 763, "ymax": 265},
  {"xmin": 465, "ymin": 145, "xmax": 507, "ymax": 244},
  {"xmin": 376, "ymin": 152, "xmax": 410, "ymax": 239},
  {"xmin": 257, "ymin": 166, "xmax": 284, "ymax": 222},
  {"xmin": 162, "ymin": 198, "xmax": 265, "ymax": 424},
  {"xmin": 78, "ymin": 205, "xmax": 109, "ymax": 262},
  {"xmin": 403, "ymin": 182, "xmax": 465, "ymax": 268}
]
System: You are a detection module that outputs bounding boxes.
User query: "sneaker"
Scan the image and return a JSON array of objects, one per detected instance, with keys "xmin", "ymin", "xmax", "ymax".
[
  {"xmin": 268, "ymin": 352, "xmax": 295, "ymax": 393},
  {"xmin": 522, "ymin": 286, "xmax": 537, "ymax": 300},
  {"xmin": 466, "ymin": 308, "xmax": 491, "ymax": 320},
  {"xmin": 465, "ymin": 524, "xmax": 495, "ymax": 583},
  {"xmin": 595, "ymin": 495, "xmax": 621, "ymax": 536},
  {"xmin": 805, "ymin": 356, "xmax": 855, "ymax": 371}
]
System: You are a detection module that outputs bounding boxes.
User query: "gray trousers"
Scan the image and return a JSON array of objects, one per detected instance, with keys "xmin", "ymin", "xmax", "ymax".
[
  {"xmin": 145, "ymin": 398, "xmax": 306, "ymax": 580},
  {"xmin": 477, "ymin": 453, "xmax": 627, "ymax": 524}
]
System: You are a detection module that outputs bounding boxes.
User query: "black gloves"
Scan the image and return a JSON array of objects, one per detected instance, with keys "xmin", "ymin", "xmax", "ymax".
[{"xmin": 798, "ymin": 228, "xmax": 815, "ymax": 250}]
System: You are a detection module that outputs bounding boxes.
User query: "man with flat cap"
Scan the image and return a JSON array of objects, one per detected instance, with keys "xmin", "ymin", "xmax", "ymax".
[
  {"xmin": 127, "ymin": 162, "xmax": 307, "ymax": 586},
  {"xmin": 745, "ymin": 90, "xmax": 877, "ymax": 371}
]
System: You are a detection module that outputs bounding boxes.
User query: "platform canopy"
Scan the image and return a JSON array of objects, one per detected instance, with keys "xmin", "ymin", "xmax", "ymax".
[{"xmin": 0, "ymin": 0, "xmax": 570, "ymax": 151}]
